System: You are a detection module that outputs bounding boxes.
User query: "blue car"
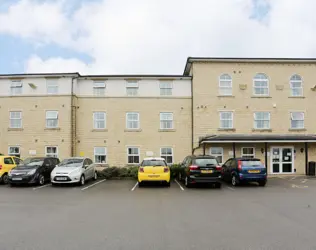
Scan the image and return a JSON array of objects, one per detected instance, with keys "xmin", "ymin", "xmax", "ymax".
[{"xmin": 221, "ymin": 158, "xmax": 267, "ymax": 186}]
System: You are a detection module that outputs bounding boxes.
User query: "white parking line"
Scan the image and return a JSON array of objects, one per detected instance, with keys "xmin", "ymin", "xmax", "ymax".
[
  {"xmin": 81, "ymin": 179, "xmax": 106, "ymax": 191},
  {"xmin": 174, "ymin": 180, "xmax": 185, "ymax": 191},
  {"xmin": 301, "ymin": 179, "xmax": 308, "ymax": 184},
  {"xmin": 33, "ymin": 184, "xmax": 51, "ymax": 190},
  {"xmin": 131, "ymin": 182, "xmax": 138, "ymax": 191},
  {"xmin": 291, "ymin": 177, "xmax": 297, "ymax": 180},
  {"xmin": 225, "ymin": 186, "xmax": 235, "ymax": 191}
]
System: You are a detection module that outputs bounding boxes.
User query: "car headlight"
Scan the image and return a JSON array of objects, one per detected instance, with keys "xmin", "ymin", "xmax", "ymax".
[
  {"xmin": 27, "ymin": 169, "xmax": 36, "ymax": 175},
  {"xmin": 8, "ymin": 171, "xmax": 13, "ymax": 177}
]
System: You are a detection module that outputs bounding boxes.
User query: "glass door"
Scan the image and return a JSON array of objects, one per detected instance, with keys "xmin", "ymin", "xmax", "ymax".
[{"xmin": 271, "ymin": 147, "xmax": 294, "ymax": 174}]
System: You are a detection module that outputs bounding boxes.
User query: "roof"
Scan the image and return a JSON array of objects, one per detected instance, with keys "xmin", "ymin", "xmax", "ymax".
[
  {"xmin": 200, "ymin": 134, "xmax": 316, "ymax": 143},
  {"xmin": 183, "ymin": 57, "xmax": 316, "ymax": 76},
  {"xmin": 0, "ymin": 73, "xmax": 80, "ymax": 79}
]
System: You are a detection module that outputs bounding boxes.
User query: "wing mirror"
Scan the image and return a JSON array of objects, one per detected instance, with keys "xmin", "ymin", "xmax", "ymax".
[{"xmin": 83, "ymin": 165, "xmax": 89, "ymax": 169}]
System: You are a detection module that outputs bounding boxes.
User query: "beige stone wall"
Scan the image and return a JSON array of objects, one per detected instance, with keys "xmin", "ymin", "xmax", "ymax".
[
  {"xmin": 75, "ymin": 97, "xmax": 192, "ymax": 166},
  {"xmin": 191, "ymin": 62, "xmax": 316, "ymax": 147},
  {"xmin": 0, "ymin": 96, "xmax": 72, "ymax": 160}
]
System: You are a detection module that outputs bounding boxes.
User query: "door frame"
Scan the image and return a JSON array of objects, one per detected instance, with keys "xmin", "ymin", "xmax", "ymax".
[{"xmin": 270, "ymin": 146, "xmax": 295, "ymax": 174}]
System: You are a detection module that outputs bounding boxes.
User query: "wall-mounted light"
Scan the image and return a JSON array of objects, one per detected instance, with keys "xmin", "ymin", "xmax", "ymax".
[
  {"xmin": 261, "ymin": 148, "xmax": 264, "ymax": 154},
  {"xmin": 300, "ymin": 148, "xmax": 304, "ymax": 153},
  {"xmin": 28, "ymin": 83, "xmax": 37, "ymax": 89},
  {"xmin": 273, "ymin": 104, "xmax": 277, "ymax": 108}
]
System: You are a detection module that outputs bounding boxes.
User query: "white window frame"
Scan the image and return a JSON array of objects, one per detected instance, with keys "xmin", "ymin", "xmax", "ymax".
[
  {"xmin": 127, "ymin": 147, "xmax": 140, "ymax": 164},
  {"xmin": 219, "ymin": 74, "xmax": 232, "ymax": 96},
  {"xmin": 209, "ymin": 147, "xmax": 224, "ymax": 164},
  {"xmin": 93, "ymin": 112, "xmax": 106, "ymax": 129},
  {"xmin": 290, "ymin": 112, "xmax": 305, "ymax": 129},
  {"xmin": 160, "ymin": 147, "xmax": 173, "ymax": 164},
  {"xmin": 45, "ymin": 146, "xmax": 58, "ymax": 158},
  {"xmin": 93, "ymin": 81, "xmax": 106, "ymax": 96},
  {"xmin": 126, "ymin": 112, "xmax": 140, "ymax": 129},
  {"xmin": 10, "ymin": 80, "xmax": 22, "ymax": 95},
  {"xmin": 160, "ymin": 112, "xmax": 174, "ymax": 129},
  {"xmin": 46, "ymin": 79, "xmax": 59, "ymax": 94},
  {"xmin": 241, "ymin": 147, "xmax": 255, "ymax": 159},
  {"xmin": 159, "ymin": 81, "xmax": 173, "ymax": 96},
  {"xmin": 126, "ymin": 81, "xmax": 139, "ymax": 96},
  {"xmin": 8, "ymin": 146, "xmax": 20, "ymax": 157},
  {"xmin": 253, "ymin": 73, "xmax": 269, "ymax": 96},
  {"xmin": 254, "ymin": 112, "xmax": 270, "ymax": 129},
  {"xmin": 219, "ymin": 111, "xmax": 233, "ymax": 129},
  {"xmin": 9, "ymin": 111, "xmax": 22, "ymax": 128},
  {"xmin": 290, "ymin": 74, "xmax": 303, "ymax": 97},
  {"xmin": 94, "ymin": 147, "xmax": 107, "ymax": 163},
  {"xmin": 46, "ymin": 111, "xmax": 59, "ymax": 128}
]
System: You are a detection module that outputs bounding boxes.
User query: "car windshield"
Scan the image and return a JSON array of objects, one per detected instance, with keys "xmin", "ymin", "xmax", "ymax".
[
  {"xmin": 22, "ymin": 158, "xmax": 44, "ymax": 165},
  {"xmin": 141, "ymin": 160, "xmax": 167, "ymax": 166},
  {"xmin": 241, "ymin": 160, "xmax": 262, "ymax": 166},
  {"xmin": 195, "ymin": 158, "xmax": 218, "ymax": 166},
  {"xmin": 59, "ymin": 158, "xmax": 83, "ymax": 167}
]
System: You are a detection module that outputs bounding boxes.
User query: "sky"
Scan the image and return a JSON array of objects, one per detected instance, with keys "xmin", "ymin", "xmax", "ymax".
[{"xmin": 0, "ymin": 0, "xmax": 315, "ymax": 75}]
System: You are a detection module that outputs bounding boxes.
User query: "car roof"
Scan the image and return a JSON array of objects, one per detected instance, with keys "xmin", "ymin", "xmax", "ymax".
[
  {"xmin": 143, "ymin": 157, "xmax": 166, "ymax": 161},
  {"xmin": 191, "ymin": 155, "xmax": 217, "ymax": 159},
  {"xmin": 233, "ymin": 157, "xmax": 261, "ymax": 161}
]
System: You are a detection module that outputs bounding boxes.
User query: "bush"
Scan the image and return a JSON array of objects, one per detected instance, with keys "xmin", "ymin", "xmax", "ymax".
[{"xmin": 169, "ymin": 164, "xmax": 181, "ymax": 179}]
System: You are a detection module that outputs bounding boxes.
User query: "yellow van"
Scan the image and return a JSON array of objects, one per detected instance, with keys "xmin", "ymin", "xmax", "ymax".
[{"xmin": 0, "ymin": 156, "xmax": 23, "ymax": 184}]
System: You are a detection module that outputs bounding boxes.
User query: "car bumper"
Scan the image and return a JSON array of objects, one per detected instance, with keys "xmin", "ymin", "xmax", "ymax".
[
  {"xmin": 138, "ymin": 173, "xmax": 170, "ymax": 183},
  {"xmin": 239, "ymin": 174, "xmax": 267, "ymax": 182},
  {"xmin": 9, "ymin": 175, "xmax": 37, "ymax": 184},
  {"xmin": 189, "ymin": 175, "xmax": 221, "ymax": 183},
  {"xmin": 51, "ymin": 175, "xmax": 80, "ymax": 184}
]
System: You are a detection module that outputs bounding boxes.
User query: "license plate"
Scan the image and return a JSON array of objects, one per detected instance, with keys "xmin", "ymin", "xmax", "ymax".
[
  {"xmin": 56, "ymin": 177, "xmax": 67, "ymax": 180},
  {"xmin": 12, "ymin": 178, "xmax": 22, "ymax": 181},
  {"xmin": 148, "ymin": 175, "xmax": 160, "ymax": 177},
  {"xmin": 201, "ymin": 170, "xmax": 213, "ymax": 174},
  {"xmin": 248, "ymin": 170, "xmax": 260, "ymax": 173}
]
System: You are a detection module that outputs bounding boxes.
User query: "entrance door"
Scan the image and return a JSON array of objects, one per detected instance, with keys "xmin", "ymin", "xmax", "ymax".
[{"xmin": 271, "ymin": 147, "xmax": 294, "ymax": 174}]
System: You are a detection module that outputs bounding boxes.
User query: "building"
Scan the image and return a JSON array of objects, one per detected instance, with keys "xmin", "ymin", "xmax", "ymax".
[{"xmin": 1, "ymin": 57, "xmax": 316, "ymax": 174}]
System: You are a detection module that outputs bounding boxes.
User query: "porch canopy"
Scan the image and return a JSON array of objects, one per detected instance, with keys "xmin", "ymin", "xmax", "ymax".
[{"xmin": 199, "ymin": 134, "xmax": 316, "ymax": 174}]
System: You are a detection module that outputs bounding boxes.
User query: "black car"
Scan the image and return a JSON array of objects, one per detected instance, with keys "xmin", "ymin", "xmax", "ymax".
[
  {"xmin": 178, "ymin": 155, "xmax": 222, "ymax": 188},
  {"xmin": 8, "ymin": 157, "xmax": 60, "ymax": 186}
]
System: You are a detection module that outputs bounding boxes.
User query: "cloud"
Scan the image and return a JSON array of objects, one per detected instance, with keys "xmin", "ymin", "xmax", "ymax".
[{"xmin": 1, "ymin": 0, "xmax": 316, "ymax": 74}]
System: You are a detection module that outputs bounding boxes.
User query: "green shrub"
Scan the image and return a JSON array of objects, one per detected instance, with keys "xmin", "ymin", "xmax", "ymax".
[
  {"xmin": 98, "ymin": 166, "xmax": 139, "ymax": 179},
  {"xmin": 169, "ymin": 164, "xmax": 181, "ymax": 179}
]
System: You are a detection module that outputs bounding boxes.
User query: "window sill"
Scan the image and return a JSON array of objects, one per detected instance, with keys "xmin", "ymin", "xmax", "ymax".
[
  {"xmin": 44, "ymin": 128, "xmax": 61, "ymax": 131},
  {"xmin": 251, "ymin": 96, "xmax": 272, "ymax": 98},
  {"xmin": 252, "ymin": 129, "xmax": 272, "ymax": 132},
  {"xmin": 7, "ymin": 128, "xmax": 23, "ymax": 131},
  {"xmin": 218, "ymin": 128, "xmax": 236, "ymax": 132},
  {"xmin": 158, "ymin": 129, "xmax": 176, "ymax": 132},
  {"xmin": 288, "ymin": 96, "xmax": 305, "ymax": 99},
  {"xmin": 288, "ymin": 128, "xmax": 306, "ymax": 132},
  {"xmin": 124, "ymin": 129, "xmax": 142, "ymax": 132},
  {"xmin": 126, "ymin": 163, "xmax": 140, "ymax": 166},
  {"xmin": 217, "ymin": 95, "xmax": 235, "ymax": 98},
  {"xmin": 91, "ymin": 129, "xmax": 108, "ymax": 132}
]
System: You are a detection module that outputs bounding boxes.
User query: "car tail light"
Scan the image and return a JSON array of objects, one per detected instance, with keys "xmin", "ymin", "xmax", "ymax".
[
  {"xmin": 139, "ymin": 167, "xmax": 144, "ymax": 172},
  {"xmin": 0, "ymin": 165, "xmax": 2, "ymax": 170},
  {"xmin": 164, "ymin": 167, "xmax": 169, "ymax": 173},
  {"xmin": 216, "ymin": 165, "xmax": 222, "ymax": 171},
  {"xmin": 189, "ymin": 165, "xmax": 199, "ymax": 170},
  {"xmin": 238, "ymin": 160, "xmax": 242, "ymax": 171}
]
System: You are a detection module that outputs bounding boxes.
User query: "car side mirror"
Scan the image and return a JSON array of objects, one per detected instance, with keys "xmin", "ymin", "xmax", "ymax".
[
  {"xmin": 83, "ymin": 165, "xmax": 89, "ymax": 169},
  {"xmin": 44, "ymin": 163, "xmax": 50, "ymax": 167}
]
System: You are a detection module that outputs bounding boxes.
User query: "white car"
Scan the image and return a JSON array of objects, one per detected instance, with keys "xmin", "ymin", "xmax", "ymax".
[{"xmin": 51, "ymin": 157, "xmax": 97, "ymax": 186}]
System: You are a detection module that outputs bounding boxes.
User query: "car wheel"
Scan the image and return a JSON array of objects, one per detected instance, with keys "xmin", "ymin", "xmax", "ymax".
[
  {"xmin": 232, "ymin": 175, "xmax": 238, "ymax": 186},
  {"xmin": 93, "ymin": 171, "xmax": 98, "ymax": 181},
  {"xmin": 185, "ymin": 176, "xmax": 191, "ymax": 188},
  {"xmin": 80, "ymin": 175, "xmax": 85, "ymax": 186},
  {"xmin": 38, "ymin": 174, "xmax": 45, "ymax": 186},
  {"xmin": 2, "ymin": 174, "xmax": 9, "ymax": 185},
  {"xmin": 258, "ymin": 180, "xmax": 267, "ymax": 187}
]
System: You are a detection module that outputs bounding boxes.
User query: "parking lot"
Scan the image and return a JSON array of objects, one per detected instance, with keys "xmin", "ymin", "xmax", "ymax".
[{"xmin": 1, "ymin": 176, "xmax": 316, "ymax": 250}]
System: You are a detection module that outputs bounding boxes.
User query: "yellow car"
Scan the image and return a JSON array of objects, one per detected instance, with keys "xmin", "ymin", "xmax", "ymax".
[
  {"xmin": 138, "ymin": 157, "xmax": 170, "ymax": 187},
  {"xmin": 0, "ymin": 155, "xmax": 23, "ymax": 184}
]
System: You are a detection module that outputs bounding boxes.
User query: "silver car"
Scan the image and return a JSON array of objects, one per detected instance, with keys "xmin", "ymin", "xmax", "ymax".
[{"xmin": 51, "ymin": 157, "xmax": 97, "ymax": 186}]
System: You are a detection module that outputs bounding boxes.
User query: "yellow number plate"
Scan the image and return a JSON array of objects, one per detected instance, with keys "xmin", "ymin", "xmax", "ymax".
[
  {"xmin": 201, "ymin": 170, "xmax": 213, "ymax": 174},
  {"xmin": 248, "ymin": 170, "xmax": 260, "ymax": 173}
]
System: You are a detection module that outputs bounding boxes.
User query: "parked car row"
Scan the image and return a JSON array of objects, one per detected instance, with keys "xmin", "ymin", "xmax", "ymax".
[
  {"xmin": 0, "ymin": 155, "xmax": 98, "ymax": 186},
  {"xmin": 137, "ymin": 155, "xmax": 267, "ymax": 188}
]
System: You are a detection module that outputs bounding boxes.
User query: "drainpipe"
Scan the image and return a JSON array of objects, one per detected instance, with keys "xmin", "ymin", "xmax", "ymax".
[
  {"xmin": 70, "ymin": 77, "xmax": 77, "ymax": 157},
  {"xmin": 190, "ymin": 75, "xmax": 194, "ymax": 155}
]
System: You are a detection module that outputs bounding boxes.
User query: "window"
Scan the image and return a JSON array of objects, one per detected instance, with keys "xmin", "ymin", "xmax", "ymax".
[
  {"xmin": 219, "ymin": 112, "xmax": 233, "ymax": 129},
  {"xmin": 46, "ymin": 79, "xmax": 59, "ymax": 94},
  {"xmin": 94, "ymin": 147, "xmax": 107, "ymax": 163},
  {"xmin": 210, "ymin": 147, "xmax": 223, "ymax": 164},
  {"xmin": 127, "ymin": 147, "xmax": 140, "ymax": 164},
  {"xmin": 161, "ymin": 148, "xmax": 173, "ymax": 164},
  {"xmin": 290, "ymin": 112, "xmax": 304, "ymax": 129},
  {"xmin": 93, "ymin": 81, "xmax": 106, "ymax": 96},
  {"xmin": 126, "ymin": 112, "xmax": 140, "ymax": 129},
  {"xmin": 219, "ymin": 74, "xmax": 232, "ymax": 95},
  {"xmin": 290, "ymin": 75, "xmax": 303, "ymax": 97},
  {"xmin": 45, "ymin": 146, "xmax": 58, "ymax": 158},
  {"xmin": 160, "ymin": 112, "xmax": 173, "ymax": 129},
  {"xmin": 10, "ymin": 80, "xmax": 22, "ymax": 95},
  {"xmin": 9, "ymin": 111, "xmax": 22, "ymax": 128},
  {"xmin": 126, "ymin": 81, "xmax": 139, "ymax": 96},
  {"xmin": 253, "ymin": 73, "xmax": 269, "ymax": 96},
  {"xmin": 254, "ymin": 112, "xmax": 270, "ymax": 129},
  {"xmin": 159, "ymin": 81, "xmax": 172, "ymax": 96},
  {"xmin": 46, "ymin": 111, "xmax": 58, "ymax": 128},
  {"xmin": 93, "ymin": 112, "xmax": 106, "ymax": 129},
  {"xmin": 4, "ymin": 157, "xmax": 14, "ymax": 165},
  {"xmin": 8, "ymin": 146, "xmax": 20, "ymax": 158},
  {"xmin": 241, "ymin": 147, "xmax": 255, "ymax": 159}
]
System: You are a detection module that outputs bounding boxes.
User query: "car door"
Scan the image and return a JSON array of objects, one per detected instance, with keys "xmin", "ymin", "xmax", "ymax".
[
  {"xmin": 3, "ymin": 157, "xmax": 15, "ymax": 174},
  {"xmin": 230, "ymin": 159, "xmax": 238, "ymax": 179},
  {"xmin": 82, "ymin": 159, "xmax": 91, "ymax": 179},
  {"xmin": 221, "ymin": 159, "xmax": 229, "ymax": 180},
  {"xmin": 86, "ymin": 158, "xmax": 94, "ymax": 180},
  {"xmin": 13, "ymin": 157, "xmax": 23, "ymax": 166},
  {"xmin": 179, "ymin": 157, "xmax": 188, "ymax": 178}
]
